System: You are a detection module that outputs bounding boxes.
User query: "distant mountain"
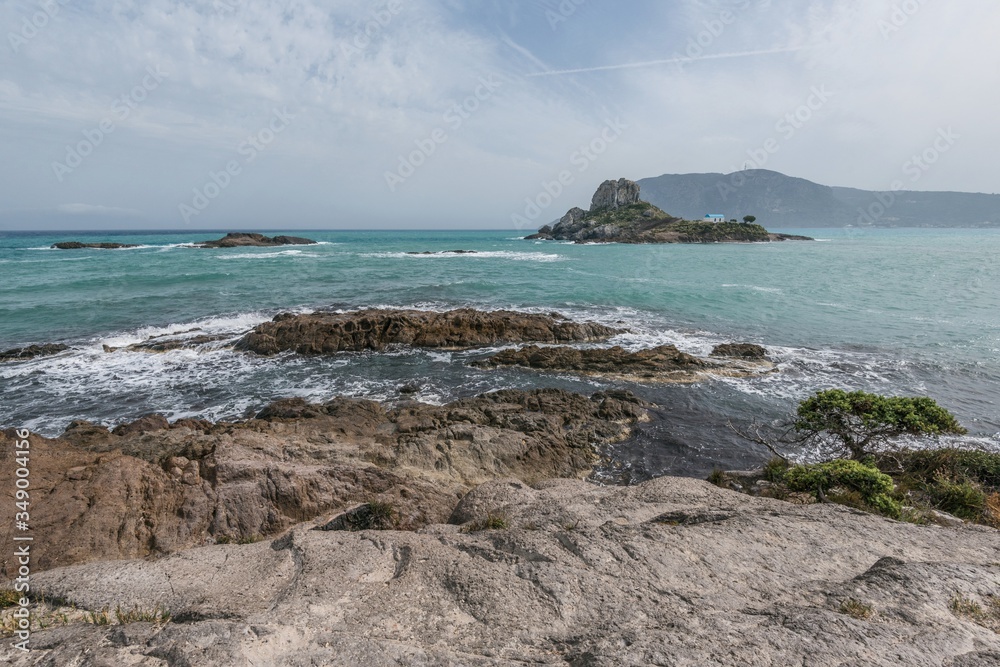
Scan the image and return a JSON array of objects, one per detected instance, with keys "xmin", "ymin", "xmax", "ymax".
[{"xmin": 637, "ymin": 170, "xmax": 999, "ymax": 228}]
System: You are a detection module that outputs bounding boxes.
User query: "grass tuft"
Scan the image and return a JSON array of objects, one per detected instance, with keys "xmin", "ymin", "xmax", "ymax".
[{"xmin": 839, "ymin": 598, "xmax": 875, "ymax": 620}]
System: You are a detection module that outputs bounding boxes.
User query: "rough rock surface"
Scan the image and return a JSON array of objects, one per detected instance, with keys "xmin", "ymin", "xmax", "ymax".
[
  {"xmin": 195, "ymin": 232, "xmax": 317, "ymax": 248},
  {"xmin": 5, "ymin": 476, "xmax": 999, "ymax": 666},
  {"xmin": 475, "ymin": 344, "xmax": 775, "ymax": 382},
  {"xmin": 590, "ymin": 178, "xmax": 642, "ymax": 211},
  {"xmin": 235, "ymin": 308, "xmax": 621, "ymax": 356},
  {"xmin": 710, "ymin": 342, "xmax": 770, "ymax": 360},
  {"xmin": 0, "ymin": 389, "xmax": 649, "ymax": 575},
  {"xmin": 50, "ymin": 241, "xmax": 140, "ymax": 249},
  {"xmin": 0, "ymin": 343, "xmax": 69, "ymax": 362}
]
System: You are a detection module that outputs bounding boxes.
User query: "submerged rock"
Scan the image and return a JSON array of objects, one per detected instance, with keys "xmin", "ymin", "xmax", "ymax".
[
  {"xmin": 0, "ymin": 343, "xmax": 69, "ymax": 361},
  {"xmin": 475, "ymin": 344, "xmax": 707, "ymax": 376},
  {"xmin": 235, "ymin": 308, "xmax": 622, "ymax": 356},
  {"xmin": 7, "ymin": 476, "xmax": 999, "ymax": 666}
]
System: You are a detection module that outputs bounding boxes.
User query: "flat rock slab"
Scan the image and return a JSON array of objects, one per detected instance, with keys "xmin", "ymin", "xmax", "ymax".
[
  {"xmin": 474, "ymin": 344, "xmax": 775, "ymax": 382},
  {"xmin": 5, "ymin": 476, "xmax": 999, "ymax": 665},
  {"xmin": 235, "ymin": 308, "xmax": 622, "ymax": 355}
]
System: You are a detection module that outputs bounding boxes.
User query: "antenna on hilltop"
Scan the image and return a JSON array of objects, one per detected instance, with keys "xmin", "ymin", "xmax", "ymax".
[{"xmin": 743, "ymin": 162, "xmax": 751, "ymax": 171}]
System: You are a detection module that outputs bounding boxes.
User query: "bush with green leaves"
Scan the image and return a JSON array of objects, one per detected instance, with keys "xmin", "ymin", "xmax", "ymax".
[
  {"xmin": 795, "ymin": 390, "xmax": 966, "ymax": 460},
  {"xmin": 783, "ymin": 459, "xmax": 901, "ymax": 518}
]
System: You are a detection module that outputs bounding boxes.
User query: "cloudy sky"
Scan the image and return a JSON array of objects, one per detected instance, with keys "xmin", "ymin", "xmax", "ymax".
[{"xmin": 1, "ymin": 0, "xmax": 997, "ymax": 231}]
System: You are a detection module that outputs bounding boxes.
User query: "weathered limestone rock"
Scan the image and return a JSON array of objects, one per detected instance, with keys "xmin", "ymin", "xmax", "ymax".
[
  {"xmin": 0, "ymin": 389, "xmax": 649, "ymax": 575},
  {"xmin": 6, "ymin": 476, "xmax": 999, "ymax": 666}
]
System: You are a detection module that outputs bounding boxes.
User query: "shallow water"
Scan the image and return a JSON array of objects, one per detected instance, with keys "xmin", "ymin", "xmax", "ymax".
[{"xmin": 1, "ymin": 227, "xmax": 997, "ymax": 478}]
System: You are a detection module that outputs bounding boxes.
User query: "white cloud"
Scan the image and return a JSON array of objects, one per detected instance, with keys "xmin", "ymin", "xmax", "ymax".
[{"xmin": 0, "ymin": 0, "xmax": 997, "ymax": 229}]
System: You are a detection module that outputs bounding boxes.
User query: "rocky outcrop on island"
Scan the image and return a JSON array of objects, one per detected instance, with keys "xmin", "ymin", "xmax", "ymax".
[
  {"xmin": 0, "ymin": 389, "xmax": 649, "ymax": 576},
  {"xmin": 474, "ymin": 343, "xmax": 774, "ymax": 381},
  {"xmin": 50, "ymin": 241, "xmax": 140, "ymax": 249},
  {"xmin": 235, "ymin": 308, "xmax": 622, "ymax": 355},
  {"xmin": 5, "ymin": 475, "xmax": 998, "ymax": 666},
  {"xmin": 0, "ymin": 343, "xmax": 68, "ymax": 362},
  {"xmin": 526, "ymin": 178, "xmax": 813, "ymax": 244},
  {"xmin": 195, "ymin": 232, "xmax": 317, "ymax": 248}
]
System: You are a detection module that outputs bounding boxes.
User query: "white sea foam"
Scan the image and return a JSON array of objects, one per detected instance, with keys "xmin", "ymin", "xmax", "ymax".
[
  {"xmin": 217, "ymin": 250, "xmax": 321, "ymax": 260},
  {"xmin": 721, "ymin": 284, "xmax": 783, "ymax": 294},
  {"xmin": 358, "ymin": 250, "xmax": 565, "ymax": 262}
]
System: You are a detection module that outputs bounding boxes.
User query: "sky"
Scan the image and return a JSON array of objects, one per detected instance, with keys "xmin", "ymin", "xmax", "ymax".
[{"xmin": 1, "ymin": 0, "xmax": 998, "ymax": 231}]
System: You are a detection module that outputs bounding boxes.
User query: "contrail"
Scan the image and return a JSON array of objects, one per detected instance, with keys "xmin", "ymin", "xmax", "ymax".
[{"xmin": 526, "ymin": 46, "xmax": 805, "ymax": 77}]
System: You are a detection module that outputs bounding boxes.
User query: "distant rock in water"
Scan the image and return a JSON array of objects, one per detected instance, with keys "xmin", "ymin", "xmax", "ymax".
[
  {"xmin": 0, "ymin": 343, "xmax": 69, "ymax": 362},
  {"xmin": 526, "ymin": 178, "xmax": 813, "ymax": 244},
  {"xmin": 195, "ymin": 232, "xmax": 317, "ymax": 248},
  {"xmin": 51, "ymin": 242, "xmax": 140, "ymax": 249},
  {"xmin": 235, "ymin": 308, "xmax": 622, "ymax": 355}
]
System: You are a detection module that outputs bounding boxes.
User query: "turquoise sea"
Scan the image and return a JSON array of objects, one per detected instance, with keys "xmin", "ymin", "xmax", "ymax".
[{"xmin": 1, "ymin": 228, "xmax": 997, "ymax": 478}]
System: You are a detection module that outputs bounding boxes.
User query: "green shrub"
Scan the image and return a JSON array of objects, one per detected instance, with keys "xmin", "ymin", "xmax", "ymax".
[
  {"xmin": 763, "ymin": 457, "xmax": 789, "ymax": 482},
  {"xmin": 707, "ymin": 469, "xmax": 728, "ymax": 488},
  {"xmin": 345, "ymin": 502, "xmax": 398, "ymax": 531},
  {"xmin": 795, "ymin": 390, "xmax": 966, "ymax": 460},
  {"xmin": 928, "ymin": 476, "xmax": 987, "ymax": 521},
  {"xmin": 0, "ymin": 589, "xmax": 20, "ymax": 608},
  {"xmin": 784, "ymin": 459, "xmax": 900, "ymax": 518}
]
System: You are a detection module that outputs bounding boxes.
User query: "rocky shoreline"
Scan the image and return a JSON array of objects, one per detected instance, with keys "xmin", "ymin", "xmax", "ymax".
[{"xmin": 4, "ymin": 308, "xmax": 999, "ymax": 665}]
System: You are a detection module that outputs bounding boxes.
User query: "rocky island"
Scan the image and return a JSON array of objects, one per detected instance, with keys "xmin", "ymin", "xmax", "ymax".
[
  {"xmin": 194, "ymin": 232, "xmax": 318, "ymax": 248},
  {"xmin": 527, "ymin": 178, "xmax": 813, "ymax": 244}
]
